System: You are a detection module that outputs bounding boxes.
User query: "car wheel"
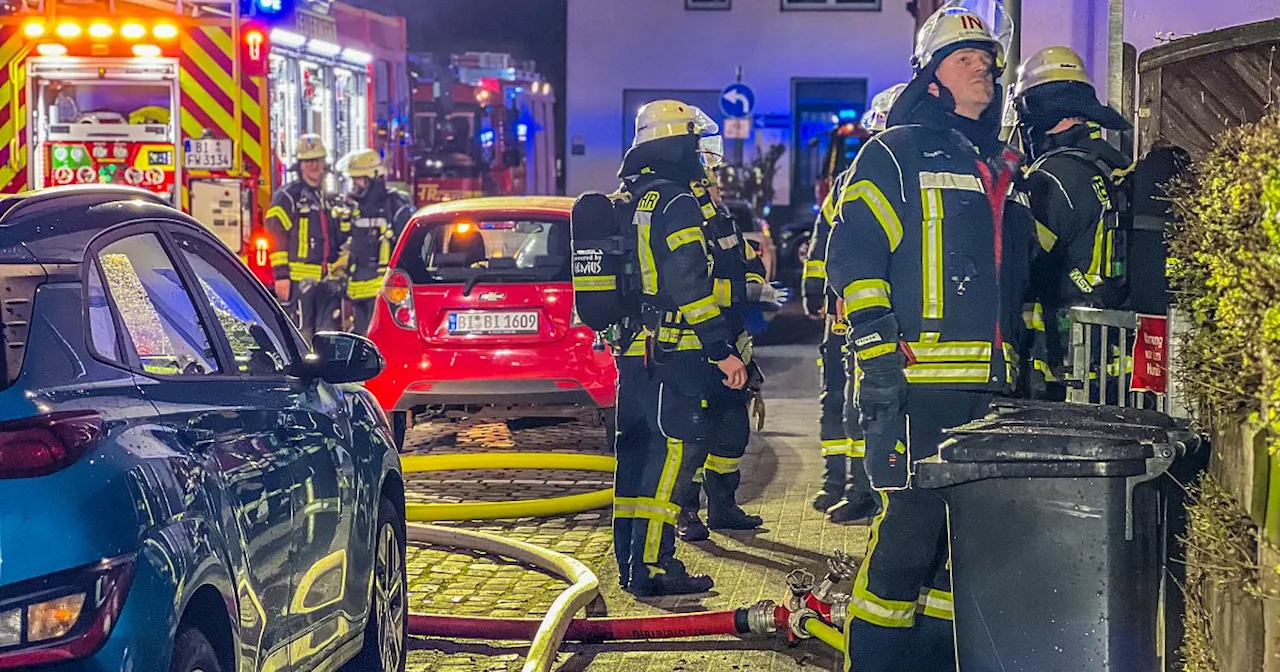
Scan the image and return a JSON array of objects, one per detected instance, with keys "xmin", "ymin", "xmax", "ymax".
[
  {"xmin": 344, "ymin": 498, "xmax": 407, "ymax": 672},
  {"xmin": 390, "ymin": 412, "xmax": 408, "ymax": 452},
  {"xmin": 170, "ymin": 625, "xmax": 221, "ymax": 672},
  {"xmin": 603, "ymin": 407, "xmax": 617, "ymax": 454}
]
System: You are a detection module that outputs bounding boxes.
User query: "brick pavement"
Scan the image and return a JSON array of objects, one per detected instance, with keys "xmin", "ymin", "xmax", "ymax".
[{"xmin": 403, "ymin": 344, "xmax": 866, "ymax": 671}]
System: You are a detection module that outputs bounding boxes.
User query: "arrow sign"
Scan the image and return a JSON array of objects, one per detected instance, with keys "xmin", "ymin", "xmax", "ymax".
[{"xmin": 720, "ymin": 83, "xmax": 756, "ymax": 119}]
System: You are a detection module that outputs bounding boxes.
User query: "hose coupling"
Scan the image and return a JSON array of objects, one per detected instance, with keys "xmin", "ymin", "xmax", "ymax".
[
  {"xmin": 788, "ymin": 607, "xmax": 821, "ymax": 640},
  {"xmin": 745, "ymin": 600, "xmax": 779, "ymax": 635},
  {"xmin": 827, "ymin": 598, "xmax": 850, "ymax": 630}
]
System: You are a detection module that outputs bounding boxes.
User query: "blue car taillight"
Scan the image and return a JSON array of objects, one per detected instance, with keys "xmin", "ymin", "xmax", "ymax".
[
  {"xmin": 0, "ymin": 554, "xmax": 136, "ymax": 669},
  {"xmin": 0, "ymin": 411, "xmax": 103, "ymax": 480}
]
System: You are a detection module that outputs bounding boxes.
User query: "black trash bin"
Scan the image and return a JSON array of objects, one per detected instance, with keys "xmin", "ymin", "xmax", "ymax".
[{"xmin": 915, "ymin": 399, "xmax": 1198, "ymax": 672}]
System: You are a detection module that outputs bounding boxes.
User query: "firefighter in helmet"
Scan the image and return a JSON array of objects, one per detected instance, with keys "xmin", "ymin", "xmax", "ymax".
[
  {"xmin": 804, "ymin": 83, "xmax": 906, "ymax": 526},
  {"xmin": 825, "ymin": 2, "xmax": 1036, "ymax": 668},
  {"xmin": 1012, "ymin": 46, "xmax": 1134, "ymax": 399},
  {"xmin": 610, "ymin": 100, "xmax": 745, "ymax": 597},
  {"xmin": 337, "ymin": 148, "xmax": 416, "ymax": 334},
  {"xmin": 265, "ymin": 134, "xmax": 343, "ymax": 344},
  {"xmin": 672, "ymin": 164, "xmax": 767, "ymax": 542}
]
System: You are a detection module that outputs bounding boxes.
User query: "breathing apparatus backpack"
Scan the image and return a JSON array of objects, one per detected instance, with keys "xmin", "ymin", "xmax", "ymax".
[
  {"xmin": 1029, "ymin": 146, "xmax": 1133, "ymax": 309},
  {"xmin": 570, "ymin": 190, "xmax": 640, "ymax": 333}
]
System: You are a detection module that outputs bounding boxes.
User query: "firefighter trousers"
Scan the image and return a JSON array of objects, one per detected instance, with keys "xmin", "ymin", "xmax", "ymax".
[
  {"xmin": 289, "ymin": 280, "xmax": 342, "ymax": 345},
  {"xmin": 844, "ymin": 388, "xmax": 992, "ymax": 672},
  {"xmin": 674, "ymin": 385, "xmax": 751, "ymax": 515},
  {"xmin": 612, "ymin": 356, "xmax": 709, "ymax": 587},
  {"xmin": 351, "ymin": 298, "xmax": 376, "ymax": 335},
  {"xmin": 819, "ymin": 320, "xmax": 868, "ymax": 495}
]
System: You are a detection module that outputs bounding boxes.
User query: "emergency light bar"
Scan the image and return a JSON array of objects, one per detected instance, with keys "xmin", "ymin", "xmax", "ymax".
[
  {"xmin": 305, "ymin": 39, "xmax": 341, "ymax": 57},
  {"xmin": 340, "ymin": 48, "xmax": 372, "ymax": 65},
  {"xmin": 269, "ymin": 28, "xmax": 306, "ymax": 49}
]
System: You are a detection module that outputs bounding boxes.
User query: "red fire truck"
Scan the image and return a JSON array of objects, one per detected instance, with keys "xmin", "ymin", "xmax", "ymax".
[{"xmin": 0, "ymin": 0, "xmax": 278, "ymax": 283}]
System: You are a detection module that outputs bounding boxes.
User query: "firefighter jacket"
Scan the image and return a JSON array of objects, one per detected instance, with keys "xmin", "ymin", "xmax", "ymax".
[
  {"xmin": 616, "ymin": 171, "xmax": 735, "ymax": 368},
  {"xmin": 803, "ymin": 168, "xmax": 854, "ymax": 314},
  {"xmin": 1025, "ymin": 123, "xmax": 1131, "ymax": 311},
  {"xmin": 1022, "ymin": 122, "xmax": 1133, "ymax": 386},
  {"xmin": 265, "ymin": 179, "xmax": 341, "ymax": 283},
  {"xmin": 341, "ymin": 184, "xmax": 415, "ymax": 300},
  {"xmin": 826, "ymin": 124, "xmax": 1038, "ymax": 392}
]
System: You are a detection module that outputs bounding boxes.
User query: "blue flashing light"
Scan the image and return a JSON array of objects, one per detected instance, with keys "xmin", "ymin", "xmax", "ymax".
[
  {"xmin": 516, "ymin": 123, "xmax": 529, "ymax": 141},
  {"xmin": 255, "ymin": 0, "xmax": 284, "ymax": 13},
  {"xmin": 837, "ymin": 109, "xmax": 861, "ymax": 121}
]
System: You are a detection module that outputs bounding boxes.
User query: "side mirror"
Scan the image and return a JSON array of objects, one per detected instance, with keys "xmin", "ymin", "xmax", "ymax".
[{"xmin": 297, "ymin": 332, "xmax": 385, "ymax": 384}]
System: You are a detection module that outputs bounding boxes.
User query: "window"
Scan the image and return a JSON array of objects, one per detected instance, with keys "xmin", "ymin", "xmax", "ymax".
[
  {"xmin": 172, "ymin": 233, "xmax": 294, "ymax": 376},
  {"xmin": 686, "ymin": 0, "xmax": 731, "ymax": 9},
  {"xmin": 781, "ymin": 0, "xmax": 880, "ymax": 10},
  {"xmin": 97, "ymin": 233, "xmax": 220, "ymax": 376},
  {"xmin": 397, "ymin": 217, "xmax": 571, "ymax": 285},
  {"xmin": 85, "ymin": 260, "xmax": 121, "ymax": 362}
]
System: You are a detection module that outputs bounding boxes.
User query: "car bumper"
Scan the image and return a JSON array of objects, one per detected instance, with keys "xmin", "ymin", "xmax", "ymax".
[
  {"xmin": 392, "ymin": 379, "xmax": 602, "ymax": 410},
  {"xmin": 367, "ymin": 325, "xmax": 618, "ymax": 413}
]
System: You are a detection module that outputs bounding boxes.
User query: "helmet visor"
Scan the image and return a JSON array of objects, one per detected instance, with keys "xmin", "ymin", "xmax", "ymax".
[
  {"xmin": 698, "ymin": 135, "xmax": 724, "ymax": 168},
  {"xmin": 915, "ymin": 0, "xmax": 1015, "ymax": 72}
]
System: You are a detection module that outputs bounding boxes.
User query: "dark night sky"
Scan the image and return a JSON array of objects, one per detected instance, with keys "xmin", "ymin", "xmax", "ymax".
[{"xmin": 346, "ymin": 0, "xmax": 568, "ymax": 185}]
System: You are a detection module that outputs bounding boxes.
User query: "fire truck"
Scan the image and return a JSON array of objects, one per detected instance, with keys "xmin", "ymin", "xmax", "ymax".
[
  {"xmin": 410, "ymin": 52, "xmax": 557, "ymax": 206},
  {"xmin": 0, "ymin": 0, "xmax": 277, "ymax": 284}
]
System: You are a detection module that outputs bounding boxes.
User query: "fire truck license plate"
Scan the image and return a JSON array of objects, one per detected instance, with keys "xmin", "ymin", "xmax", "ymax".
[
  {"xmin": 448, "ymin": 311, "xmax": 539, "ymax": 335},
  {"xmin": 183, "ymin": 139, "xmax": 234, "ymax": 170}
]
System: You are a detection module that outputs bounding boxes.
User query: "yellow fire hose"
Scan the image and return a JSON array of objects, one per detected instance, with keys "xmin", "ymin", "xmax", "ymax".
[
  {"xmin": 400, "ymin": 451, "xmax": 848, "ymax": 667},
  {"xmin": 401, "ymin": 452, "xmax": 615, "ymax": 670},
  {"xmin": 401, "ymin": 452, "xmax": 616, "ymax": 522}
]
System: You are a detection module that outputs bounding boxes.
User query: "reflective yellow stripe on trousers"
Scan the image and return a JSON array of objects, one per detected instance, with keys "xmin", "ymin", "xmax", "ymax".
[
  {"xmin": 849, "ymin": 490, "xmax": 918, "ymax": 628},
  {"xmin": 643, "ymin": 429, "xmax": 684, "ymax": 565}
]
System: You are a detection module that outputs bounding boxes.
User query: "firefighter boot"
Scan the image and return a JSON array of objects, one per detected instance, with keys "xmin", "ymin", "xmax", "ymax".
[
  {"xmin": 674, "ymin": 471, "xmax": 710, "ymax": 541},
  {"xmin": 627, "ymin": 561, "xmax": 715, "ymax": 597},
  {"xmin": 812, "ymin": 455, "xmax": 846, "ymax": 512},
  {"xmin": 677, "ymin": 509, "xmax": 710, "ymax": 542},
  {"xmin": 827, "ymin": 457, "xmax": 881, "ymax": 525},
  {"xmin": 704, "ymin": 470, "xmax": 763, "ymax": 531}
]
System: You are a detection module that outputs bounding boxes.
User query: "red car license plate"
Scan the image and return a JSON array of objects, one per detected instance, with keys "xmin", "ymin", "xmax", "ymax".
[{"xmin": 448, "ymin": 310, "xmax": 539, "ymax": 335}]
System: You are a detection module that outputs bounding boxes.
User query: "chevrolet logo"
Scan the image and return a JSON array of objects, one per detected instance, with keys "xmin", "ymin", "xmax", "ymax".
[{"xmin": 478, "ymin": 291, "xmax": 507, "ymax": 302}]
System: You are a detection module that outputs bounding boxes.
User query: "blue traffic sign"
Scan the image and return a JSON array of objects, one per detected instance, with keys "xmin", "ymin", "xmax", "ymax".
[{"xmin": 720, "ymin": 83, "xmax": 756, "ymax": 118}]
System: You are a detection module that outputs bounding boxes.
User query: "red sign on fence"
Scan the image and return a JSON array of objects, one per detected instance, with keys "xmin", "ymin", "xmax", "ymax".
[{"xmin": 1130, "ymin": 315, "xmax": 1168, "ymax": 394}]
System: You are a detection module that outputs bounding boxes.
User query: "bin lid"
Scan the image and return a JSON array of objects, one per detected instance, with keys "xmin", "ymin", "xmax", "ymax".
[{"xmin": 915, "ymin": 399, "xmax": 1192, "ymax": 488}]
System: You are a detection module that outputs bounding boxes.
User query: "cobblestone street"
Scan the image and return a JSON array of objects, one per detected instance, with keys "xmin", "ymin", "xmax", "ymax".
[{"xmin": 404, "ymin": 334, "xmax": 868, "ymax": 671}]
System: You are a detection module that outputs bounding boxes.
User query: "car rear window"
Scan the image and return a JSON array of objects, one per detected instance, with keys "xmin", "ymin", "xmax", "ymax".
[{"xmin": 396, "ymin": 216, "xmax": 571, "ymax": 285}]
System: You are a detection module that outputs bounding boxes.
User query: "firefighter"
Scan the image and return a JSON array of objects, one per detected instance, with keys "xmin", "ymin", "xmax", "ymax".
[
  {"xmin": 673, "ymin": 167, "xmax": 767, "ymax": 541},
  {"xmin": 265, "ymin": 134, "xmax": 343, "ymax": 344},
  {"xmin": 610, "ymin": 100, "xmax": 747, "ymax": 597},
  {"xmin": 803, "ymin": 83, "xmax": 905, "ymax": 525},
  {"xmin": 1012, "ymin": 46, "xmax": 1134, "ymax": 399},
  {"xmin": 825, "ymin": 4, "xmax": 1035, "ymax": 669},
  {"xmin": 337, "ymin": 148, "xmax": 416, "ymax": 334}
]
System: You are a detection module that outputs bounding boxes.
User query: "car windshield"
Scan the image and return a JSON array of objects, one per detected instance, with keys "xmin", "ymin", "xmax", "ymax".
[{"xmin": 396, "ymin": 215, "xmax": 571, "ymax": 285}]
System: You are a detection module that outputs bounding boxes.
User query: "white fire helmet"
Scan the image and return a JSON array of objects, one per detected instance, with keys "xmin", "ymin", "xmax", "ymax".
[
  {"xmin": 912, "ymin": 0, "xmax": 1014, "ymax": 74},
  {"xmin": 294, "ymin": 134, "xmax": 327, "ymax": 161},
  {"xmin": 337, "ymin": 148, "xmax": 387, "ymax": 179},
  {"xmin": 862, "ymin": 83, "xmax": 908, "ymax": 133},
  {"xmin": 633, "ymin": 99, "xmax": 724, "ymax": 167}
]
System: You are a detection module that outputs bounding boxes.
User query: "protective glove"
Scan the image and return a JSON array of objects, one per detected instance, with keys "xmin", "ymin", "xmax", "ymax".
[
  {"xmin": 766, "ymin": 281, "xmax": 791, "ymax": 305},
  {"xmin": 803, "ymin": 293, "xmax": 824, "ymax": 318},
  {"xmin": 850, "ymin": 313, "xmax": 910, "ymax": 490}
]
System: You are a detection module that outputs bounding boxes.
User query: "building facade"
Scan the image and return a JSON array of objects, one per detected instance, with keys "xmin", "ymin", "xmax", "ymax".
[{"xmin": 565, "ymin": 0, "xmax": 915, "ymax": 206}]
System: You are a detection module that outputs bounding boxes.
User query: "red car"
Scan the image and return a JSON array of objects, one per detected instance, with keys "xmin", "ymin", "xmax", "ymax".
[{"xmin": 366, "ymin": 196, "xmax": 618, "ymax": 448}]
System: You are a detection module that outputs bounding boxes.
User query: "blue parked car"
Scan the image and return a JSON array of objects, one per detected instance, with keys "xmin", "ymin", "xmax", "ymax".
[{"xmin": 0, "ymin": 186, "xmax": 406, "ymax": 672}]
